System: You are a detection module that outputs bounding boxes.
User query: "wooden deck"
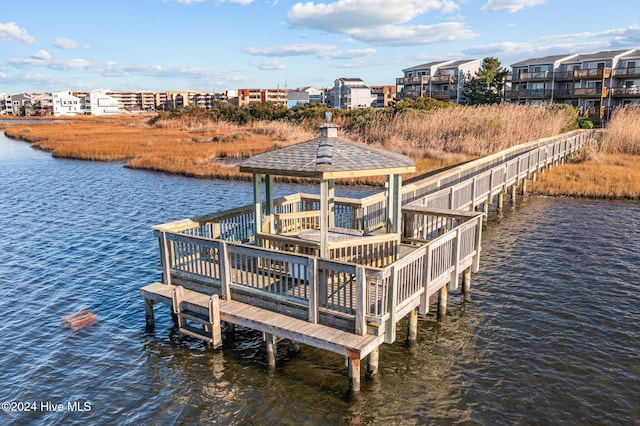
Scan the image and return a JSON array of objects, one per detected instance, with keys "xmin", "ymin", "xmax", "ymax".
[
  {"xmin": 141, "ymin": 282, "xmax": 383, "ymax": 359},
  {"xmin": 141, "ymin": 128, "xmax": 595, "ymax": 391}
]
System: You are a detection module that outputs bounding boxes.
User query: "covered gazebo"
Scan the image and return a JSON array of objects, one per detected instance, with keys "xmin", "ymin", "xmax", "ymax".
[{"xmin": 239, "ymin": 114, "xmax": 416, "ymax": 259}]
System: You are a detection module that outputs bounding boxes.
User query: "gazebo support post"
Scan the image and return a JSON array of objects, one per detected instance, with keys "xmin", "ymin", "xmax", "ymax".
[
  {"xmin": 265, "ymin": 174, "xmax": 275, "ymax": 233},
  {"xmin": 387, "ymin": 173, "xmax": 402, "ymax": 235},
  {"xmin": 320, "ymin": 179, "xmax": 329, "ymax": 258},
  {"xmin": 253, "ymin": 173, "xmax": 263, "ymax": 240},
  {"xmin": 328, "ymin": 179, "xmax": 335, "ymax": 228}
]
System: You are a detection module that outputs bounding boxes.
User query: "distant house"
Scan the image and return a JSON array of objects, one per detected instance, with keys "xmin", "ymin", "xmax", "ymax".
[
  {"xmin": 329, "ymin": 78, "xmax": 372, "ymax": 110},
  {"xmin": 370, "ymin": 85, "xmax": 396, "ymax": 108},
  {"xmin": 396, "ymin": 59, "xmax": 480, "ymax": 104},
  {"xmin": 85, "ymin": 90, "xmax": 120, "ymax": 115},
  {"xmin": 5, "ymin": 93, "xmax": 32, "ymax": 116},
  {"xmin": 287, "ymin": 89, "xmax": 309, "ymax": 108},
  {"xmin": 52, "ymin": 91, "xmax": 81, "ymax": 116},
  {"xmin": 287, "ymin": 86, "xmax": 324, "ymax": 108}
]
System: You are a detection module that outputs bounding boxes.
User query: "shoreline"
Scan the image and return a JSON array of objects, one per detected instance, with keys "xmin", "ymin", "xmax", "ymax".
[{"xmin": 2, "ymin": 116, "xmax": 639, "ymax": 199}]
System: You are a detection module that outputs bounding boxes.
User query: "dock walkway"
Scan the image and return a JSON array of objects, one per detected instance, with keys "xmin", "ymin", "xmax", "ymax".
[{"xmin": 140, "ymin": 127, "xmax": 595, "ymax": 391}]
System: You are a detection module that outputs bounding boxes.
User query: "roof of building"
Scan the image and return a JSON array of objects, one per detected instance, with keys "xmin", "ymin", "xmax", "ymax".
[
  {"xmin": 239, "ymin": 124, "xmax": 416, "ymax": 180},
  {"xmin": 438, "ymin": 59, "xmax": 480, "ymax": 68},
  {"xmin": 511, "ymin": 54, "xmax": 577, "ymax": 67},
  {"xmin": 402, "ymin": 60, "xmax": 453, "ymax": 73},
  {"xmin": 569, "ymin": 49, "xmax": 636, "ymax": 62}
]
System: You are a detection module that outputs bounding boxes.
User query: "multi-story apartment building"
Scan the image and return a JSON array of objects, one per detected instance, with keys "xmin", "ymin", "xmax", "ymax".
[
  {"xmin": 327, "ymin": 78, "xmax": 372, "ymax": 110},
  {"xmin": 395, "ymin": 59, "xmax": 480, "ymax": 104},
  {"xmin": 107, "ymin": 91, "xmax": 156, "ymax": 112},
  {"xmin": 236, "ymin": 88, "xmax": 288, "ymax": 107},
  {"xmin": 370, "ymin": 85, "xmax": 396, "ymax": 108},
  {"xmin": 508, "ymin": 49, "xmax": 639, "ymax": 118}
]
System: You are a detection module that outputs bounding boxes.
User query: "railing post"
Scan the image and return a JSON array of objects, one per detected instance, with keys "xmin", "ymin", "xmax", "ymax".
[
  {"xmin": 419, "ymin": 245, "xmax": 432, "ymax": 315},
  {"xmin": 384, "ymin": 266, "xmax": 397, "ymax": 344},
  {"xmin": 355, "ymin": 266, "xmax": 366, "ymax": 336},
  {"xmin": 473, "ymin": 215, "xmax": 482, "ymax": 273},
  {"xmin": 308, "ymin": 257, "xmax": 318, "ymax": 324},
  {"xmin": 219, "ymin": 241, "xmax": 232, "ymax": 300},
  {"xmin": 160, "ymin": 231, "xmax": 172, "ymax": 286},
  {"xmin": 450, "ymin": 228, "xmax": 460, "ymax": 291},
  {"xmin": 449, "ymin": 186, "xmax": 455, "ymax": 210},
  {"xmin": 470, "ymin": 176, "xmax": 477, "ymax": 211}
]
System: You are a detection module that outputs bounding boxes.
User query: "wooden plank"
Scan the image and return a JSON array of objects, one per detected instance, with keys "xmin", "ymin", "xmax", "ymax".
[{"xmin": 141, "ymin": 282, "xmax": 383, "ymax": 359}]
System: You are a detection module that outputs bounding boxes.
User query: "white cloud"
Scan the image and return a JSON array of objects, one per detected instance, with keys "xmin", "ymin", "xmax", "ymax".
[
  {"xmin": 319, "ymin": 48, "xmax": 376, "ymax": 59},
  {"xmin": 349, "ymin": 22, "xmax": 477, "ymax": 46},
  {"xmin": 252, "ymin": 60, "xmax": 286, "ymax": 70},
  {"xmin": 285, "ymin": 1, "xmax": 473, "ymax": 47},
  {"xmin": 167, "ymin": 0, "xmax": 254, "ymax": 3},
  {"xmin": 245, "ymin": 43, "xmax": 337, "ymax": 56},
  {"xmin": 31, "ymin": 50, "xmax": 51, "ymax": 60},
  {"xmin": 539, "ymin": 24, "xmax": 640, "ymax": 46},
  {"xmin": 481, "ymin": 0, "xmax": 546, "ymax": 13},
  {"xmin": 245, "ymin": 43, "xmax": 377, "ymax": 60},
  {"xmin": 54, "ymin": 37, "xmax": 89, "ymax": 49},
  {"xmin": 0, "ymin": 22, "xmax": 36, "ymax": 44},
  {"xmin": 288, "ymin": 0, "xmax": 458, "ymax": 33}
]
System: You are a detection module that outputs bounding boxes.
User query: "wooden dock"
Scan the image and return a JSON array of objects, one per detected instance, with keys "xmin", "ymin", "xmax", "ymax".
[{"xmin": 140, "ymin": 125, "xmax": 594, "ymax": 391}]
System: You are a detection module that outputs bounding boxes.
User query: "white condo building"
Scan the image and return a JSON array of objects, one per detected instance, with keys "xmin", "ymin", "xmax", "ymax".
[
  {"xmin": 52, "ymin": 91, "xmax": 82, "ymax": 116},
  {"xmin": 85, "ymin": 90, "xmax": 120, "ymax": 115}
]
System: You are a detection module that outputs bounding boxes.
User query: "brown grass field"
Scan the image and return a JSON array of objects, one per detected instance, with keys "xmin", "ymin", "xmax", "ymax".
[
  {"xmin": 529, "ymin": 107, "xmax": 640, "ymax": 199},
  {"xmin": 1, "ymin": 105, "xmax": 638, "ymax": 198}
]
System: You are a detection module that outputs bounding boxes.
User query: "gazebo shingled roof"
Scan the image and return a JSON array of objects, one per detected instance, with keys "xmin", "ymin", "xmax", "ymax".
[
  {"xmin": 239, "ymin": 123, "xmax": 416, "ymax": 179},
  {"xmin": 239, "ymin": 117, "xmax": 415, "ymax": 257}
]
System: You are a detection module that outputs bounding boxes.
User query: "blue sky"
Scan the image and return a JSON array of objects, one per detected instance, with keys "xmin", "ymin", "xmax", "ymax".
[{"xmin": 1, "ymin": 0, "xmax": 638, "ymax": 94}]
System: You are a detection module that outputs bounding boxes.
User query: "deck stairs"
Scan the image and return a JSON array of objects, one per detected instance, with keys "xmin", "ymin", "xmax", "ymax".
[{"xmin": 171, "ymin": 285, "xmax": 222, "ymax": 348}]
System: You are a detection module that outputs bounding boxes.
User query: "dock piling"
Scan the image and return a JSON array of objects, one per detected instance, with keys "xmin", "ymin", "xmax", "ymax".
[
  {"xmin": 437, "ymin": 285, "xmax": 448, "ymax": 321},
  {"xmin": 265, "ymin": 333, "xmax": 277, "ymax": 368},
  {"xmin": 348, "ymin": 357, "xmax": 361, "ymax": 392},
  {"xmin": 144, "ymin": 299, "xmax": 155, "ymax": 328},
  {"xmin": 407, "ymin": 308, "xmax": 418, "ymax": 342},
  {"xmin": 366, "ymin": 347, "xmax": 379, "ymax": 378},
  {"xmin": 462, "ymin": 267, "xmax": 472, "ymax": 302}
]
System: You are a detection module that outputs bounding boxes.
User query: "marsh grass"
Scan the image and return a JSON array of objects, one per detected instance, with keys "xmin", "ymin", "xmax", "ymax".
[
  {"xmin": 529, "ymin": 107, "xmax": 640, "ymax": 199},
  {"xmin": 3, "ymin": 106, "xmax": 637, "ymax": 197}
]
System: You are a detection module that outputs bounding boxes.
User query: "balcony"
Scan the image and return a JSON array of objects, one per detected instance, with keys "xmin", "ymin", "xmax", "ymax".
[
  {"xmin": 505, "ymin": 89, "xmax": 552, "ymax": 99},
  {"xmin": 431, "ymin": 74, "xmax": 455, "ymax": 84},
  {"xmin": 553, "ymin": 88, "xmax": 575, "ymax": 98},
  {"xmin": 612, "ymin": 67, "xmax": 640, "ymax": 78},
  {"xmin": 610, "ymin": 87, "xmax": 640, "ymax": 97},
  {"xmin": 573, "ymin": 87, "xmax": 609, "ymax": 98},
  {"xmin": 430, "ymin": 90, "xmax": 456, "ymax": 100},
  {"xmin": 574, "ymin": 68, "xmax": 611, "ymax": 79},
  {"xmin": 396, "ymin": 75, "xmax": 430, "ymax": 86},
  {"xmin": 553, "ymin": 71, "xmax": 576, "ymax": 81},
  {"xmin": 519, "ymin": 71, "xmax": 551, "ymax": 81}
]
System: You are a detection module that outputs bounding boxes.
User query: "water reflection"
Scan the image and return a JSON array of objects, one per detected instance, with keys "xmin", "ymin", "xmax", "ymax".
[{"xmin": 1, "ymin": 132, "xmax": 639, "ymax": 424}]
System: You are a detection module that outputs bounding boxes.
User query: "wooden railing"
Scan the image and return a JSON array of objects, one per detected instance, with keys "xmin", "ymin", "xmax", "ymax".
[
  {"xmin": 152, "ymin": 129, "xmax": 593, "ymax": 243},
  {"xmin": 151, "ymin": 128, "xmax": 593, "ymax": 342}
]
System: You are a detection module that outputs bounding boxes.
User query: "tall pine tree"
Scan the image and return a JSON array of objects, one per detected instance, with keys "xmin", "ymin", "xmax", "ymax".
[{"xmin": 462, "ymin": 57, "xmax": 509, "ymax": 105}]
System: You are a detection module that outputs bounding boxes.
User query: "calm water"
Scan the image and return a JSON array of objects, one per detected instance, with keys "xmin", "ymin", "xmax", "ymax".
[{"xmin": 0, "ymin": 133, "xmax": 638, "ymax": 425}]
